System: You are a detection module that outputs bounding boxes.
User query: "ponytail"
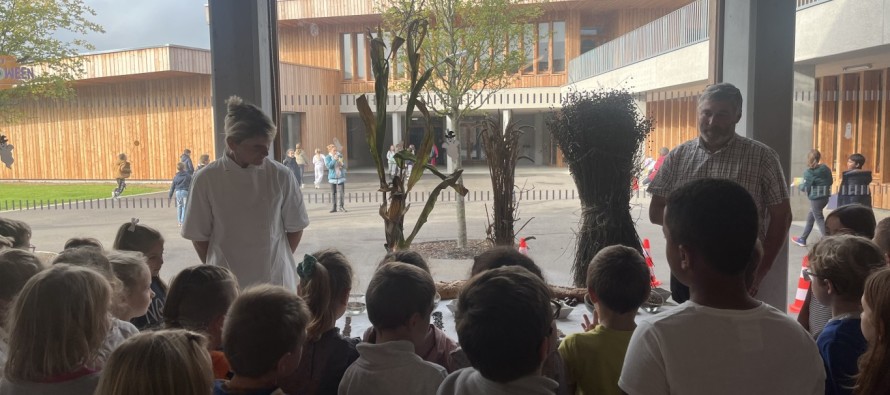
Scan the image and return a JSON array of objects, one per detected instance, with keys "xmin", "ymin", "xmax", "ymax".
[{"xmin": 297, "ymin": 249, "xmax": 353, "ymax": 341}]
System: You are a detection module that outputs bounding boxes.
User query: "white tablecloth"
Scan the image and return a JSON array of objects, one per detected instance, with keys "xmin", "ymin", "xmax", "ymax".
[{"xmin": 336, "ymin": 299, "xmax": 677, "ymax": 340}]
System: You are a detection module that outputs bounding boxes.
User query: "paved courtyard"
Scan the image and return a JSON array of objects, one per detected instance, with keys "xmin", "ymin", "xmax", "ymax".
[{"xmin": 1, "ymin": 166, "xmax": 861, "ymax": 311}]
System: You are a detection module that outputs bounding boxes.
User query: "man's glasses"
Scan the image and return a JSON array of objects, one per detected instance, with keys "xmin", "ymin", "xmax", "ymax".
[
  {"xmin": 802, "ymin": 268, "xmax": 820, "ymax": 282},
  {"xmin": 28, "ymin": 244, "xmax": 35, "ymax": 253}
]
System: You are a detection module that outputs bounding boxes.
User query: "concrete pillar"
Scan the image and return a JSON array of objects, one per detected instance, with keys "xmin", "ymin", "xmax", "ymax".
[
  {"xmin": 791, "ymin": 65, "xmax": 818, "ymax": 219},
  {"xmin": 392, "ymin": 113, "xmax": 403, "ymax": 147},
  {"xmin": 534, "ymin": 113, "xmax": 544, "ymax": 165},
  {"xmin": 501, "ymin": 109, "xmax": 511, "ymax": 132},
  {"xmin": 208, "ymin": 0, "xmax": 278, "ymax": 159},
  {"xmin": 721, "ymin": 0, "xmax": 796, "ymax": 312}
]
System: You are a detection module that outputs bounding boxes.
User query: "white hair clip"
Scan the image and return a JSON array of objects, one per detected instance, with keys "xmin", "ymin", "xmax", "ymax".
[{"xmin": 128, "ymin": 218, "xmax": 140, "ymax": 232}]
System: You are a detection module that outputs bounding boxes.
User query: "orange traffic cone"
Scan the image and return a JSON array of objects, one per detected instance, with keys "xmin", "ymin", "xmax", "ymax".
[
  {"xmin": 518, "ymin": 238, "xmax": 529, "ymax": 255},
  {"xmin": 789, "ymin": 256, "xmax": 810, "ymax": 313},
  {"xmin": 641, "ymin": 238, "xmax": 662, "ymax": 287}
]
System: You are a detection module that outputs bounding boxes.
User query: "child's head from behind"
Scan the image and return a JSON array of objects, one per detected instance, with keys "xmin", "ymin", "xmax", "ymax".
[
  {"xmin": 587, "ymin": 245, "xmax": 650, "ymax": 314},
  {"xmin": 63, "ymin": 237, "xmax": 104, "ymax": 250},
  {"xmin": 366, "ymin": 262, "xmax": 435, "ymax": 342},
  {"xmin": 223, "ymin": 285, "xmax": 310, "ymax": 381},
  {"xmin": 297, "ymin": 249, "xmax": 353, "ymax": 341},
  {"xmin": 107, "ymin": 251, "xmax": 153, "ymax": 321},
  {"xmin": 827, "ymin": 204, "xmax": 876, "ymax": 239},
  {"xmin": 95, "ymin": 329, "xmax": 213, "ymax": 395},
  {"xmin": 0, "ymin": 218, "xmax": 31, "ymax": 250},
  {"xmin": 456, "ymin": 266, "xmax": 553, "ymax": 383},
  {"xmin": 664, "ymin": 179, "xmax": 757, "ymax": 283},
  {"xmin": 809, "ymin": 235, "xmax": 885, "ymax": 306},
  {"xmin": 380, "ymin": 250, "xmax": 430, "ymax": 274},
  {"xmin": 5, "ymin": 264, "xmax": 111, "ymax": 381},
  {"xmin": 0, "ymin": 249, "xmax": 42, "ymax": 324},
  {"xmin": 471, "ymin": 246, "xmax": 543, "ymax": 279},
  {"xmin": 164, "ymin": 265, "xmax": 239, "ymax": 349},
  {"xmin": 53, "ymin": 246, "xmax": 121, "ymax": 292},
  {"xmin": 856, "ymin": 269, "xmax": 890, "ymax": 394},
  {"xmin": 113, "ymin": 220, "xmax": 164, "ymax": 277},
  {"xmin": 873, "ymin": 217, "xmax": 890, "ymax": 263}
]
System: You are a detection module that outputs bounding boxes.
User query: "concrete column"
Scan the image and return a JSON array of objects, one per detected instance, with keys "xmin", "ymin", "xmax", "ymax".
[
  {"xmin": 392, "ymin": 113, "xmax": 402, "ymax": 147},
  {"xmin": 501, "ymin": 109, "xmax": 511, "ymax": 132},
  {"xmin": 534, "ymin": 113, "xmax": 544, "ymax": 165},
  {"xmin": 791, "ymin": 65, "xmax": 818, "ymax": 219},
  {"xmin": 721, "ymin": 0, "xmax": 796, "ymax": 312},
  {"xmin": 208, "ymin": 0, "xmax": 277, "ymax": 159}
]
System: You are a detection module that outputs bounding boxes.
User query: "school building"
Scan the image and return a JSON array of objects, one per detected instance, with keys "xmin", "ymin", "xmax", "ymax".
[{"xmin": 3, "ymin": 0, "xmax": 889, "ymax": 209}]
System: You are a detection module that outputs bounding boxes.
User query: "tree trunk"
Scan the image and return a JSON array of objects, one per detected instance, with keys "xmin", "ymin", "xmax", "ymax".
[{"xmin": 448, "ymin": 115, "xmax": 469, "ymax": 248}]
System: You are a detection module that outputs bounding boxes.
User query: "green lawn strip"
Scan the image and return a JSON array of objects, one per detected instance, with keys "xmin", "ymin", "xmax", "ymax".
[{"xmin": 0, "ymin": 183, "xmax": 168, "ymax": 202}]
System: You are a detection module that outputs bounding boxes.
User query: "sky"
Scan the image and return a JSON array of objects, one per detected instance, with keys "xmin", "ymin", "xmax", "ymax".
[{"xmin": 59, "ymin": 0, "xmax": 210, "ymax": 52}]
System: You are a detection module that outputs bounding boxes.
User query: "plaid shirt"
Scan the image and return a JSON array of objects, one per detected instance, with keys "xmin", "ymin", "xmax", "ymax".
[{"xmin": 648, "ymin": 134, "xmax": 789, "ymax": 237}]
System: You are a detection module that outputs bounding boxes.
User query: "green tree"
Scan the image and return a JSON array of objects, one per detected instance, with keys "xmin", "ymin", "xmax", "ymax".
[
  {"xmin": 381, "ymin": 0, "xmax": 542, "ymax": 248},
  {"xmin": 0, "ymin": 0, "xmax": 104, "ymax": 123}
]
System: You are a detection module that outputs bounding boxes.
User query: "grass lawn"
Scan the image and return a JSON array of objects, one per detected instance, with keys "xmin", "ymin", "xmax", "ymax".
[{"xmin": 0, "ymin": 183, "xmax": 168, "ymax": 202}]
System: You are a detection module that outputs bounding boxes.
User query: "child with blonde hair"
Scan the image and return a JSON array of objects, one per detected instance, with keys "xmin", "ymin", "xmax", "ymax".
[
  {"xmin": 0, "ymin": 265, "xmax": 111, "ymax": 394},
  {"xmin": 216, "ymin": 285, "xmax": 311, "ymax": 395},
  {"xmin": 0, "ymin": 250, "xmax": 42, "ymax": 378},
  {"xmin": 95, "ymin": 329, "xmax": 214, "ymax": 395},
  {"xmin": 807, "ymin": 235, "xmax": 886, "ymax": 395},
  {"xmin": 107, "ymin": 251, "xmax": 154, "ymax": 322},
  {"xmin": 339, "ymin": 262, "xmax": 446, "ymax": 395},
  {"xmin": 163, "ymin": 265, "xmax": 239, "ymax": 379},
  {"xmin": 313, "ymin": 148, "xmax": 326, "ymax": 188},
  {"xmin": 281, "ymin": 250, "xmax": 358, "ymax": 395},
  {"xmin": 113, "ymin": 219, "xmax": 167, "ymax": 329},
  {"xmin": 855, "ymin": 268, "xmax": 890, "ymax": 394}
]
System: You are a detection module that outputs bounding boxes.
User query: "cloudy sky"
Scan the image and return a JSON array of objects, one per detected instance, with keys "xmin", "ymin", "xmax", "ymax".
[{"xmin": 62, "ymin": 0, "xmax": 210, "ymax": 52}]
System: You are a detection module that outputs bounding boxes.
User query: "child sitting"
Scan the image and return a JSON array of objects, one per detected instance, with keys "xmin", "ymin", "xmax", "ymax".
[
  {"xmin": 52, "ymin": 247, "xmax": 139, "ymax": 364},
  {"xmin": 163, "ymin": 265, "xmax": 240, "ymax": 380},
  {"xmin": 63, "ymin": 237, "xmax": 103, "ymax": 250},
  {"xmin": 559, "ymin": 245, "xmax": 650, "ymax": 395},
  {"xmin": 113, "ymin": 219, "xmax": 167, "ymax": 330},
  {"xmin": 854, "ymin": 268, "xmax": 890, "ymax": 394},
  {"xmin": 619, "ymin": 178, "xmax": 825, "ymax": 394},
  {"xmin": 438, "ymin": 266, "xmax": 557, "ymax": 395},
  {"xmin": 107, "ymin": 251, "xmax": 154, "ymax": 322},
  {"xmin": 873, "ymin": 217, "xmax": 890, "ymax": 264},
  {"xmin": 361, "ymin": 250, "xmax": 459, "ymax": 373},
  {"xmin": 807, "ymin": 235, "xmax": 885, "ymax": 395},
  {"xmin": 339, "ymin": 262, "xmax": 446, "ymax": 395},
  {"xmin": 0, "ymin": 265, "xmax": 112, "ymax": 395},
  {"xmin": 281, "ymin": 250, "xmax": 358, "ymax": 395},
  {"xmin": 96, "ymin": 329, "xmax": 214, "ymax": 395},
  {"xmin": 0, "ymin": 218, "xmax": 31, "ymax": 251},
  {"xmin": 215, "ymin": 285, "xmax": 310, "ymax": 395},
  {"xmin": 799, "ymin": 204, "xmax": 876, "ymax": 338},
  {"xmin": 0, "ymin": 250, "xmax": 42, "ymax": 378}
]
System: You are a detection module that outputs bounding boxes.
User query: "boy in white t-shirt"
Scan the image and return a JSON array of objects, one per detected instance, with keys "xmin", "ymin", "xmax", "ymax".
[
  {"xmin": 339, "ymin": 263, "xmax": 446, "ymax": 395},
  {"xmin": 619, "ymin": 178, "xmax": 825, "ymax": 395}
]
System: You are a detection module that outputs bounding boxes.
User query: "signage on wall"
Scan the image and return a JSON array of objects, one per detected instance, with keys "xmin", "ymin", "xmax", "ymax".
[{"xmin": 0, "ymin": 56, "xmax": 35, "ymax": 90}]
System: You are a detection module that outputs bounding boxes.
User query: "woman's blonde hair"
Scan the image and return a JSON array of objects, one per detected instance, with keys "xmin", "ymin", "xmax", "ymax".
[
  {"xmin": 855, "ymin": 269, "xmax": 890, "ymax": 394},
  {"xmin": 807, "ymin": 149, "xmax": 822, "ymax": 169},
  {"xmin": 327, "ymin": 144, "xmax": 336, "ymax": 152},
  {"xmin": 95, "ymin": 329, "xmax": 213, "ymax": 395},
  {"xmin": 297, "ymin": 249, "xmax": 353, "ymax": 341},
  {"xmin": 314, "ymin": 148, "xmax": 321, "ymax": 154},
  {"xmin": 4, "ymin": 264, "xmax": 111, "ymax": 381},
  {"xmin": 224, "ymin": 95, "xmax": 277, "ymax": 145}
]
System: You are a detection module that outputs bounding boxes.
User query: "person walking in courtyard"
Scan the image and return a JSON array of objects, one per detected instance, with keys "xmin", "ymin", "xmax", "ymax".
[
  {"xmin": 180, "ymin": 148, "xmax": 195, "ymax": 175},
  {"xmin": 387, "ymin": 145, "xmax": 397, "ymax": 180},
  {"xmin": 325, "ymin": 144, "xmax": 346, "ymax": 213},
  {"xmin": 169, "ymin": 162, "xmax": 192, "ymax": 227},
  {"xmin": 181, "ymin": 96, "xmax": 309, "ymax": 290},
  {"xmin": 294, "ymin": 143, "xmax": 309, "ymax": 188},
  {"xmin": 793, "ymin": 149, "xmax": 833, "ymax": 247},
  {"xmin": 283, "ymin": 149, "xmax": 300, "ymax": 183},
  {"xmin": 313, "ymin": 148, "xmax": 326, "ymax": 189},
  {"xmin": 838, "ymin": 153, "xmax": 872, "ymax": 208},
  {"xmin": 113, "ymin": 153, "xmax": 132, "ymax": 199},
  {"xmin": 647, "ymin": 83, "xmax": 792, "ymax": 309}
]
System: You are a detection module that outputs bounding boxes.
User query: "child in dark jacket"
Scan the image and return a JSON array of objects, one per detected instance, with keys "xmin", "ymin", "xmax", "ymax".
[{"xmin": 169, "ymin": 162, "xmax": 193, "ymax": 227}]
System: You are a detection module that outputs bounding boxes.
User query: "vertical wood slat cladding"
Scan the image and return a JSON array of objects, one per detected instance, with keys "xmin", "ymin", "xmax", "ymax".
[
  {"xmin": 859, "ymin": 70, "xmax": 881, "ymax": 176},
  {"xmin": 2, "ymin": 76, "xmax": 213, "ymax": 181},
  {"xmin": 837, "ymin": 74, "xmax": 859, "ymax": 172},
  {"xmin": 817, "ymin": 76, "xmax": 838, "ymax": 173},
  {"xmin": 279, "ymin": 63, "xmax": 345, "ymax": 159},
  {"xmin": 644, "ymin": 95, "xmax": 698, "ymax": 159}
]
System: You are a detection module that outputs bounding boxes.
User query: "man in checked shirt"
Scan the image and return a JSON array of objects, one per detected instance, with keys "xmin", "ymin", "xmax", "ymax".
[{"xmin": 647, "ymin": 82, "xmax": 793, "ymax": 308}]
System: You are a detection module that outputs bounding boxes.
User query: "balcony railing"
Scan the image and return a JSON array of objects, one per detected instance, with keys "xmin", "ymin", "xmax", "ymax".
[
  {"xmin": 568, "ymin": 0, "xmax": 709, "ymax": 83},
  {"xmin": 797, "ymin": 0, "xmax": 833, "ymax": 10}
]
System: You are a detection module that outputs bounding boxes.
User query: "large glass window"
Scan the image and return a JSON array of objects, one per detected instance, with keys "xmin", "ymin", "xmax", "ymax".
[
  {"xmin": 342, "ymin": 33, "xmax": 353, "ymax": 80},
  {"xmin": 356, "ymin": 33, "xmax": 367, "ymax": 80},
  {"xmin": 553, "ymin": 21, "xmax": 566, "ymax": 72},
  {"xmin": 537, "ymin": 22, "xmax": 549, "ymax": 72},
  {"xmin": 523, "ymin": 24, "xmax": 535, "ymax": 74}
]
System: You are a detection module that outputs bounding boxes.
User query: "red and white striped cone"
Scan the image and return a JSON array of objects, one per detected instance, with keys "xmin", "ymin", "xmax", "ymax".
[
  {"xmin": 641, "ymin": 238, "xmax": 662, "ymax": 287},
  {"xmin": 518, "ymin": 238, "xmax": 529, "ymax": 255},
  {"xmin": 788, "ymin": 256, "xmax": 810, "ymax": 313}
]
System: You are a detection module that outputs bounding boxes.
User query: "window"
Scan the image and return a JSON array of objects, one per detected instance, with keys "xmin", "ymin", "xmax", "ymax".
[
  {"xmin": 523, "ymin": 24, "xmax": 535, "ymax": 74},
  {"xmin": 537, "ymin": 22, "xmax": 549, "ymax": 72},
  {"xmin": 553, "ymin": 22, "xmax": 566, "ymax": 72},
  {"xmin": 342, "ymin": 33, "xmax": 353, "ymax": 80},
  {"xmin": 356, "ymin": 33, "xmax": 367, "ymax": 80},
  {"xmin": 580, "ymin": 27, "xmax": 599, "ymax": 55}
]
